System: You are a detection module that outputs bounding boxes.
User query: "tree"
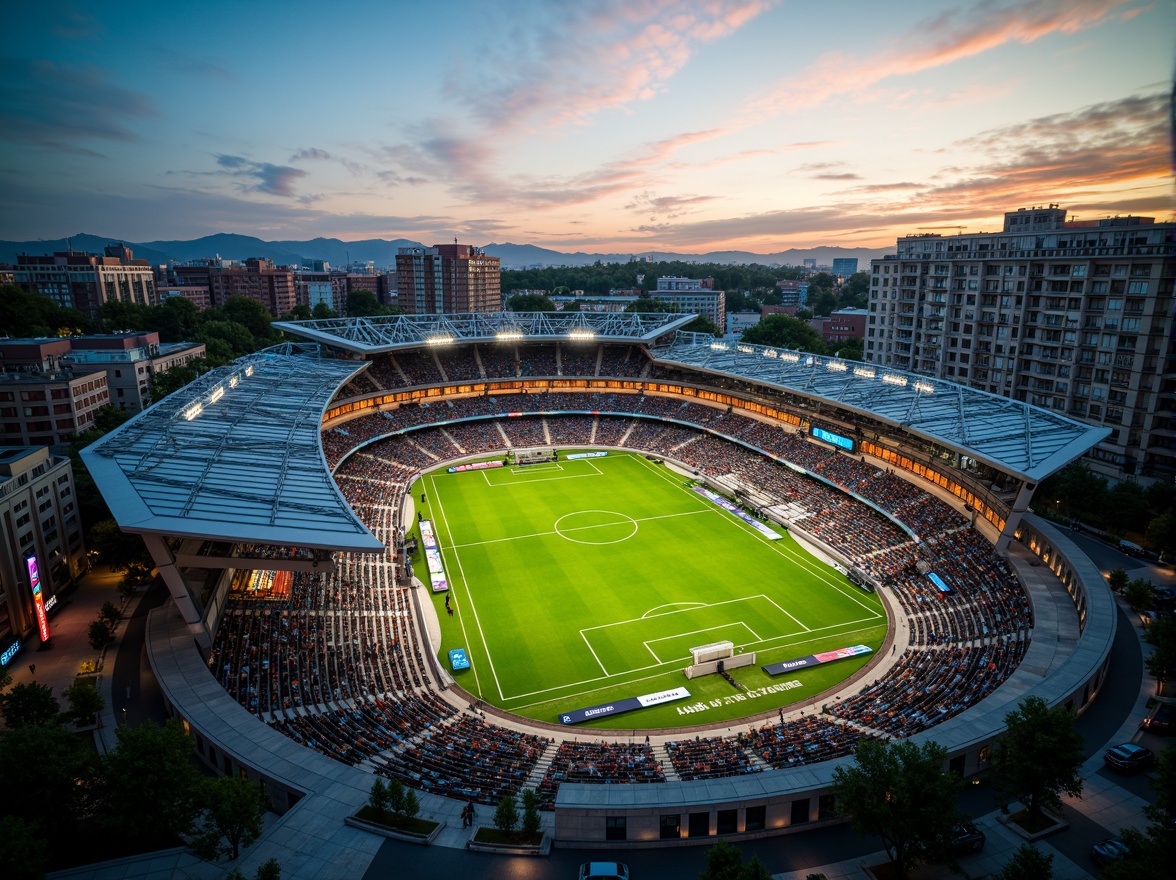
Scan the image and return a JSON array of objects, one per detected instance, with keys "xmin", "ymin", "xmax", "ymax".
[
  {"xmin": 507, "ymin": 293, "xmax": 556, "ymax": 311},
  {"xmin": 808, "ymin": 288, "xmax": 838, "ymax": 316},
  {"xmin": 63, "ymin": 677, "xmax": 105, "ymax": 725},
  {"xmin": 402, "ymin": 788, "xmax": 419, "ymax": 819},
  {"xmin": 88, "ymin": 619, "xmax": 115, "ymax": 651},
  {"xmin": 199, "ymin": 320, "xmax": 257, "ymax": 358},
  {"xmin": 0, "ymin": 283, "xmax": 88, "ymax": 337},
  {"xmin": 0, "ymin": 681, "xmax": 61, "ymax": 728},
  {"xmin": 992, "ymin": 696, "xmax": 1084, "ymax": 828},
  {"xmin": 0, "ymin": 723, "xmax": 98, "ymax": 841},
  {"xmin": 994, "ymin": 843, "xmax": 1054, "ymax": 880},
  {"xmin": 0, "ymin": 815, "xmax": 49, "ymax": 880},
  {"xmin": 697, "ymin": 839, "xmax": 772, "ymax": 880},
  {"xmin": 222, "ymin": 295, "xmax": 276, "ymax": 342},
  {"xmin": 98, "ymin": 718, "xmax": 204, "ymax": 849},
  {"xmin": 1124, "ymin": 578, "xmax": 1155, "ymax": 612},
  {"xmin": 1108, "ymin": 567, "xmax": 1129, "ymax": 594},
  {"xmin": 521, "ymin": 788, "xmax": 541, "ymax": 837},
  {"xmin": 367, "ymin": 777, "xmax": 391, "ymax": 813},
  {"xmin": 681, "ymin": 315, "xmax": 720, "ymax": 336},
  {"xmin": 493, "ymin": 794, "xmax": 519, "ymax": 833},
  {"xmin": 831, "ymin": 738, "xmax": 962, "ymax": 880},
  {"xmin": 191, "ymin": 775, "xmax": 268, "ymax": 861},
  {"xmin": 1145, "ymin": 617, "xmax": 1176, "ymax": 688},
  {"xmin": 99, "ymin": 600, "xmax": 122, "ymax": 627},
  {"xmin": 387, "ymin": 776, "xmax": 406, "ymax": 814},
  {"xmin": 311, "ymin": 301, "xmax": 338, "ymax": 319},
  {"xmin": 740, "ymin": 313, "xmax": 827, "ymax": 354},
  {"xmin": 345, "ymin": 289, "xmax": 389, "ymax": 317},
  {"xmin": 1146, "ymin": 511, "xmax": 1176, "ymax": 559},
  {"xmin": 256, "ymin": 858, "xmax": 282, "ymax": 880}
]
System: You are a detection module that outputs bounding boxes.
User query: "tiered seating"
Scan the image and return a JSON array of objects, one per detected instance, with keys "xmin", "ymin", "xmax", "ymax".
[
  {"xmin": 538, "ymin": 742, "xmax": 665, "ymax": 809},
  {"xmin": 665, "ymin": 737, "xmax": 760, "ymax": 781}
]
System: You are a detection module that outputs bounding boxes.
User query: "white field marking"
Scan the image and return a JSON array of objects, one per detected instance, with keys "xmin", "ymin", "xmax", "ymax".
[
  {"xmin": 643, "ymin": 621, "xmax": 760, "ymax": 665},
  {"xmin": 427, "ymin": 472, "xmax": 503, "ymax": 702},
  {"xmin": 761, "ymin": 594, "xmax": 811, "ymax": 633},
  {"xmin": 481, "ymin": 459, "xmax": 605, "ymax": 486},
  {"xmin": 631, "ymin": 453, "xmax": 883, "ymax": 619},
  {"xmin": 641, "ymin": 602, "xmax": 706, "ymax": 619},
  {"xmin": 503, "ymin": 621, "xmax": 887, "ymax": 708},
  {"xmin": 448, "ymin": 508, "xmax": 708, "ymax": 549},
  {"xmin": 581, "ymin": 593, "xmax": 776, "ymax": 633},
  {"xmin": 581, "ymin": 631, "xmax": 610, "ymax": 676}
]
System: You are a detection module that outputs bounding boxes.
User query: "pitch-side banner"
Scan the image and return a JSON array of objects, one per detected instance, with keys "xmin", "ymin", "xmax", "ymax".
[
  {"xmin": 448, "ymin": 460, "xmax": 504, "ymax": 474},
  {"xmin": 559, "ymin": 686, "xmax": 691, "ymax": 725},
  {"xmin": 691, "ymin": 486, "xmax": 782, "ymax": 540},
  {"xmin": 566, "ymin": 451, "xmax": 609, "ymax": 460},
  {"xmin": 418, "ymin": 520, "xmax": 449, "ymax": 593},
  {"xmin": 762, "ymin": 644, "xmax": 872, "ymax": 676}
]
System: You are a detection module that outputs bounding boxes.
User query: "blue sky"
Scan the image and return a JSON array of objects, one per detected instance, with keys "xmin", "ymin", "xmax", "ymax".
[{"xmin": 1, "ymin": 0, "xmax": 1172, "ymax": 251}]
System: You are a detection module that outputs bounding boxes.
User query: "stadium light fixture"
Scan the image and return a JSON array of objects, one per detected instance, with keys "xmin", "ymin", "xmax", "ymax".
[
  {"xmin": 181, "ymin": 401, "xmax": 203, "ymax": 421},
  {"xmin": 737, "ymin": 344, "xmax": 755, "ymax": 354},
  {"xmin": 914, "ymin": 381, "xmax": 935, "ymax": 394},
  {"xmin": 780, "ymin": 352, "xmax": 800, "ymax": 363},
  {"xmin": 826, "ymin": 361, "xmax": 848, "ymax": 372},
  {"xmin": 567, "ymin": 329, "xmax": 596, "ymax": 340},
  {"xmin": 425, "ymin": 334, "xmax": 455, "ymax": 345},
  {"xmin": 208, "ymin": 384, "xmax": 225, "ymax": 404},
  {"xmin": 709, "ymin": 341, "xmax": 728, "ymax": 351},
  {"xmin": 495, "ymin": 331, "xmax": 524, "ymax": 341},
  {"xmin": 881, "ymin": 374, "xmax": 908, "ymax": 386},
  {"xmin": 853, "ymin": 366, "xmax": 875, "ymax": 379},
  {"xmin": 763, "ymin": 348, "xmax": 778, "ymax": 358}
]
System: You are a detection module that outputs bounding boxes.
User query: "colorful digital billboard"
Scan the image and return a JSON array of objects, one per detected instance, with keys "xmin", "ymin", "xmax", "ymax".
[{"xmin": 26, "ymin": 555, "xmax": 51, "ymax": 643}]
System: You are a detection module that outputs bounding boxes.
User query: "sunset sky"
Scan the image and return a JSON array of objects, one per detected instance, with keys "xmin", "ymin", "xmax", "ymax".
[{"xmin": 2, "ymin": 0, "xmax": 1173, "ymax": 253}]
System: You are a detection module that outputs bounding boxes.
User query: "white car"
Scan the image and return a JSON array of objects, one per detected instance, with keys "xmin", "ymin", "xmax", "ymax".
[{"xmin": 578, "ymin": 862, "xmax": 629, "ymax": 880}]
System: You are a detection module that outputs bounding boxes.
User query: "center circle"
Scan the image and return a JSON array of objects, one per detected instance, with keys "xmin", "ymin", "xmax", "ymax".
[{"xmin": 553, "ymin": 509, "xmax": 639, "ymax": 545}]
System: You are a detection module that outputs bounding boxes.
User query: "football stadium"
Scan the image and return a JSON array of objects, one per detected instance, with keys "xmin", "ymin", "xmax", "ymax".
[{"xmin": 82, "ymin": 312, "xmax": 1115, "ymax": 849}]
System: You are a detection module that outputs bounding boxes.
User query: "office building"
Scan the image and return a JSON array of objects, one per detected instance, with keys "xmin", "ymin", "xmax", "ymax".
[
  {"xmin": 0, "ymin": 446, "xmax": 87, "ymax": 669},
  {"xmin": 394, "ymin": 244, "xmax": 501, "ymax": 314},
  {"xmin": 832, "ymin": 258, "xmax": 859, "ymax": 278},
  {"xmin": 174, "ymin": 258, "xmax": 297, "ymax": 316},
  {"xmin": 866, "ymin": 204, "xmax": 1175, "ymax": 480},
  {"xmin": 12, "ymin": 245, "xmax": 157, "ymax": 319},
  {"xmin": 654, "ymin": 276, "xmax": 727, "ymax": 333}
]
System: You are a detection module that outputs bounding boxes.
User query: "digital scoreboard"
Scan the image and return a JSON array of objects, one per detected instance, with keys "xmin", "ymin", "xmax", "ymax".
[{"xmin": 810, "ymin": 426, "xmax": 855, "ymax": 452}]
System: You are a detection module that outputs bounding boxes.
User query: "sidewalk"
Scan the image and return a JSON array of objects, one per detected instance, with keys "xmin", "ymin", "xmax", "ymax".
[{"xmin": 2, "ymin": 562, "xmax": 137, "ymax": 753}]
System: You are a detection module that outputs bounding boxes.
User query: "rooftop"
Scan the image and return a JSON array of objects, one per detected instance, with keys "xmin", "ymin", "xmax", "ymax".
[
  {"xmin": 80, "ymin": 343, "xmax": 382, "ymax": 552},
  {"xmin": 652, "ymin": 335, "xmax": 1110, "ymax": 482},
  {"xmin": 273, "ymin": 311, "xmax": 698, "ymax": 355}
]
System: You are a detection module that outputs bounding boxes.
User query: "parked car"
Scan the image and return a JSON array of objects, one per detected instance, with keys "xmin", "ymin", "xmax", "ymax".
[
  {"xmin": 1103, "ymin": 742, "xmax": 1154, "ymax": 773},
  {"xmin": 1091, "ymin": 836, "xmax": 1130, "ymax": 868},
  {"xmin": 579, "ymin": 863, "xmax": 629, "ymax": 880},
  {"xmin": 1141, "ymin": 702, "xmax": 1174, "ymax": 735},
  {"xmin": 952, "ymin": 821, "xmax": 986, "ymax": 854}
]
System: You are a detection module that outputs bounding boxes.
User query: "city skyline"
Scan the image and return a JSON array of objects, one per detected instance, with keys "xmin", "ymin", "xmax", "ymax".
[{"xmin": 2, "ymin": 0, "xmax": 1173, "ymax": 253}]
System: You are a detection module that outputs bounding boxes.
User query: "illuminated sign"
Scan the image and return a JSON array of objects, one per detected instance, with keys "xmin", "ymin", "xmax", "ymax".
[
  {"xmin": 0, "ymin": 641, "xmax": 20, "ymax": 666},
  {"xmin": 810, "ymin": 426, "xmax": 855, "ymax": 452},
  {"xmin": 26, "ymin": 555, "xmax": 51, "ymax": 642}
]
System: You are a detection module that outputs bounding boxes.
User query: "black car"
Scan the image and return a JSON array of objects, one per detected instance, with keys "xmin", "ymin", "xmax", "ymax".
[
  {"xmin": 1091, "ymin": 837, "xmax": 1130, "ymax": 868},
  {"xmin": 1103, "ymin": 742, "xmax": 1154, "ymax": 773},
  {"xmin": 1142, "ymin": 703, "xmax": 1174, "ymax": 735},
  {"xmin": 952, "ymin": 821, "xmax": 986, "ymax": 854}
]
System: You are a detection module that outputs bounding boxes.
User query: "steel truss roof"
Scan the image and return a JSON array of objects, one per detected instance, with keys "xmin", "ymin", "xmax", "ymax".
[
  {"xmin": 81, "ymin": 343, "xmax": 383, "ymax": 551},
  {"xmin": 654, "ymin": 336, "xmax": 1110, "ymax": 482},
  {"xmin": 272, "ymin": 311, "xmax": 697, "ymax": 354}
]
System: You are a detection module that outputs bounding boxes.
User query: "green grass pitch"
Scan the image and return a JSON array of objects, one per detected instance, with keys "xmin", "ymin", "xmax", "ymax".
[{"xmin": 412, "ymin": 451, "xmax": 887, "ymax": 730}]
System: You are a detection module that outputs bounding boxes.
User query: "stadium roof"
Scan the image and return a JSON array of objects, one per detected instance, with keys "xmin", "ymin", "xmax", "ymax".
[
  {"xmin": 272, "ymin": 311, "xmax": 697, "ymax": 354},
  {"xmin": 81, "ymin": 343, "xmax": 383, "ymax": 552},
  {"xmin": 653, "ymin": 335, "xmax": 1110, "ymax": 482}
]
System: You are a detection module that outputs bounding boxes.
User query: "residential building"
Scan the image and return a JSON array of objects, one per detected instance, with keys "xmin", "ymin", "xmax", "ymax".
[
  {"xmin": 394, "ymin": 244, "xmax": 501, "ymax": 314},
  {"xmin": 727, "ymin": 312, "xmax": 762, "ymax": 336},
  {"xmin": 810, "ymin": 307, "xmax": 867, "ymax": 344},
  {"xmin": 61, "ymin": 332, "xmax": 205, "ymax": 413},
  {"xmin": 12, "ymin": 245, "xmax": 157, "ymax": 319},
  {"xmin": 654, "ymin": 276, "xmax": 726, "ymax": 332},
  {"xmin": 0, "ymin": 446, "xmax": 87, "ymax": 669},
  {"xmin": 866, "ymin": 204, "xmax": 1175, "ymax": 481},
  {"xmin": 773, "ymin": 280, "xmax": 810, "ymax": 309},
  {"xmin": 832, "ymin": 258, "xmax": 859, "ymax": 278},
  {"xmin": 0, "ymin": 366, "xmax": 108, "ymax": 449},
  {"xmin": 158, "ymin": 286, "xmax": 211, "ymax": 310},
  {"xmin": 174, "ymin": 258, "xmax": 297, "ymax": 316}
]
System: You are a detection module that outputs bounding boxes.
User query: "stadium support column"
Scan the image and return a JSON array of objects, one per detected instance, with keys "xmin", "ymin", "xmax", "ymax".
[
  {"xmin": 995, "ymin": 480, "xmax": 1036, "ymax": 553},
  {"xmin": 140, "ymin": 533, "xmax": 210, "ymax": 650}
]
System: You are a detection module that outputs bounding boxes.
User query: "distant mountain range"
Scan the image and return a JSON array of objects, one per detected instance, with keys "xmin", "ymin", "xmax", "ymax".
[{"xmin": 0, "ymin": 233, "xmax": 893, "ymax": 271}]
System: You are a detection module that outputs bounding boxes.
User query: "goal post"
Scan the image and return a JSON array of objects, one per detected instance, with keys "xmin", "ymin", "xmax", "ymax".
[
  {"xmin": 684, "ymin": 640, "xmax": 755, "ymax": 679},
  {"xmin": 513, "ymin": 446, "xmax": 556, "ymax": 466}
]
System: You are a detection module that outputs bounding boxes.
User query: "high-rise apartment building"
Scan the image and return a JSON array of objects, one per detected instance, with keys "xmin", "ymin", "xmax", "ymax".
[
  {"xmin": 653, "ymin": 276, "xmax": 727, "ymax": 333},
  {"xmin": 394, "ymin": 244, "xmax": 501, "ymax": 314},
  {"xmin": 866, "ymin": 205, "xmax": 1175, "ymax": 481},
  {"xmin": 832, "ymin": 258, "xmax": 859, "ymax": 278},
  {"xmin": 13, "ymin": 245, "xmax": 157, "ymax": 319}
]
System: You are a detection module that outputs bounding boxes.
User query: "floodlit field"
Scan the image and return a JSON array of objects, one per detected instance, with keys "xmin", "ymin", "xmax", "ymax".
[{"xmin": 413, "ymin": 452, "xmax": 887, "ymax": 729}]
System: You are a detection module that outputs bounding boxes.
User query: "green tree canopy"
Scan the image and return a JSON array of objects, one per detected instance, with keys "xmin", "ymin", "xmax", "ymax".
[
  {"xmin": 507, "ymin": 292, "xmax": 556, "ymax": 311},
  {"xmin": 831, "ymin": 738, "xmax": 962, "ymax": 880},
  {"xmin": 1145, "ymin": 617, "xmax": 1176, "ymax": 687},
  {"xmin": 311, "ymin": 301, "xmax": 338, "ymax": 319},
  {"xmin": 192, "ymin": 776, "xmax": 268, "ymax": 861},
  {"xmin": 1102, "ymin": 746, "xmax": 1176, "ymax": 879},
  {"xmin": 345, "ymin": 289, "xmax": 390, "ymax": 317},
  {"xmin": 994, "ymin": 843, "xmax": 1054, "ymax": 880},
  {"xmin": 221, "ymin": 295, "xmax": 276, "ymax": 342},
  {"xmin": 0, "ymin": 722, "xmax": 98, "ymax": 840},
  {"xmin": 992, "ymin": 695, "xmax": 1084, "ymax": 826},
  {"xmin": 63, "ymin": 678, "xmax": 105, "ymax": 726},
  {"xmin": 0, "ymin": 815, "xmax": 49, "ymax": 880},
  {"xmin": 740, "ymin": 313, "xmax": 827, "ymax": 353},
  {"xmin": 698, "ymin": 839, "xmax": 772, "ymax": 880},
  {"xmin": 0, "ymin": 682, "xmax": 62, "ymax": 728},
  {"xmin": 99, "ymin": 718, "xmax": 204, "ymax": 850},
  {"xmin": 0, "ymin": 283, "xmax": 89, "ymax": 337}
]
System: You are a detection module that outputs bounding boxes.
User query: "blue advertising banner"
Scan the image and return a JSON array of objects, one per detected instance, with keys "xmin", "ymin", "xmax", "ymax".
[
  {"xmin": 762, "ymin": 644, "xmax": 872, "ymax": 676},
  {"xmin": 566, "ymin": 451, "xmax": 609, "ymax": 460},
  {"xmin": 927, "ymin": 572, "xmax": 951, "ymax": 593},
  {"xmin": 559, "ymin": 686, "xmax": 690, "ymax": 725},
  {"xmin": 691, "ymin": 486, "xmax": 782, "ymax": 540}
]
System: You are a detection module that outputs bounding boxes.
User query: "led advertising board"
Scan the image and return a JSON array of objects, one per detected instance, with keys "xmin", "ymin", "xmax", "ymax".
[
  {"xmin": 810, "ymin": 426, "xmax": 855, "ymax": 452},
  {"xmin": 26, "ymin": 555, "xmax": 51, "ymax": 642}
]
